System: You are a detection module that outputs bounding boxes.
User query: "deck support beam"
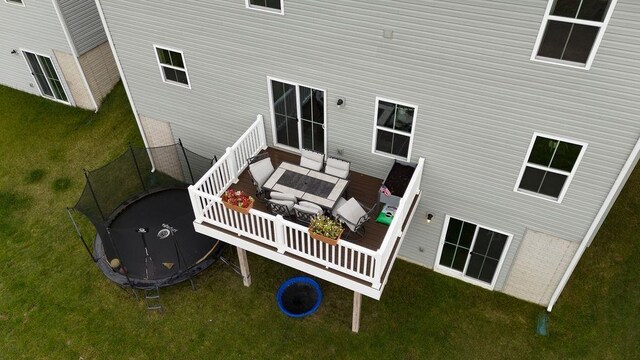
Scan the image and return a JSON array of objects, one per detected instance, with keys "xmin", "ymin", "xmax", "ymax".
[
  {"xmin": 237, "ymin": 247, "xmax": 252, "ymax": 287},
  {"xmin": 352, "ymin": 291, "xmax": 362, "ymax": 333}
]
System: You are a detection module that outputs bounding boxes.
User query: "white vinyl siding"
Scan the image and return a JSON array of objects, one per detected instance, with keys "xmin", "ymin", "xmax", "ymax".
[
  {"xmin": 514, "ymin": 133, "xmax": 587, "ymax": 203},
  {"xmin": 531, "ymin": 0, "xmax": 619, "ymax": 69},
  {"xmin": 57, "ymin": 0, "xmax": 109, "ymax": 55}
]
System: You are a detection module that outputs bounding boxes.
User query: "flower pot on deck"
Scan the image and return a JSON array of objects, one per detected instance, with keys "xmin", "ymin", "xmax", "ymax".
[
  {"xmin": 308, "ymin": 228, "xmax": 343, "ymax": 246},
  {"xmin": 222, "ymin": 198, "xmax": 254, "ymax": 214}
]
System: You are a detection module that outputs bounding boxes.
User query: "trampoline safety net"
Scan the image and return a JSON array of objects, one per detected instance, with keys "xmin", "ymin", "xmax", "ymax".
[{"xmin": 74, "ymin": 142, "xmax": 212, "ymax": 224}]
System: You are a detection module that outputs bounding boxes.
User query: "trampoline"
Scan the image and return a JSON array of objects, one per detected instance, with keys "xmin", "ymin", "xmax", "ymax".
[
  {"xmin": 277, "ymin": 276, "xmax": 322, "ymax": 318},
  {"xmin": 69, "ymin": 143, "xmax": 224, "ymax": 289}
]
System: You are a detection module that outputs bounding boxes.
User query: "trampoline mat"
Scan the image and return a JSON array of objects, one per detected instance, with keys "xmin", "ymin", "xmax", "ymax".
[{"xmin": 103, "ymin": 188, "xmax": 216, "ymax": 281}]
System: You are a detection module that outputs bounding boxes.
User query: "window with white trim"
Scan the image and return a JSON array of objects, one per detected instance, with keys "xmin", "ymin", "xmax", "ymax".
[
  {"xmin": 5, "ymin": 0, "xmax": 24, "ymax": 5},
  {"xmin": 372, "ymin": 98, "xmax": 417, "ymax": 161},
  {"xmin": 245, "ymin": 0, "xmax": 283, "ymax": 14},
  {"xmin": 22, "ymin": 51, "xmax": 68, "ymax": 103},
  {"xmin": 435, "ymin": 216, "xmax": 512, "ymax": 289},
  {"xmin": 515, "ymin": 134, "xmax": 587, "ymax": 202},
  {"xmin": 154, "ymin": 46, "xmax": 190, "ymax": 88},
  {"xmin": 531, "ymin": 0, "xmax": 618, "ymax": 69}
]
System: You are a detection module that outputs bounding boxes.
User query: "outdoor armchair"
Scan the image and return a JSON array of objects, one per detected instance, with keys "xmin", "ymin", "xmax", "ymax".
[
  {"xmin": 267, "ymin": 199, "xmax": 295, "ymax": 219},
  {"xmin": 293, "ymin": 201, "xmax": 323, "ymax": 226},
  {"xmin": 299, "ymin": 148, "xmax": 324, "ymax": 171},
  {"xmin": 334, "ymin": 197, "xmax": 377, "ymax": 239},
  {"xmin": 324, "ymin": 157, "xmax": 350, "ymax": 179},
  {"xmin": 247, "ymin": 153, "xmax": 275, "ymax": 201}
]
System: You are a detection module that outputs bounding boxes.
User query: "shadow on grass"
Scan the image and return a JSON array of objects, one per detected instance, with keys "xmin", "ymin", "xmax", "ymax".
[{"xmin": 23, "ymin": 169, "xmax": 46, "ymax": 184}]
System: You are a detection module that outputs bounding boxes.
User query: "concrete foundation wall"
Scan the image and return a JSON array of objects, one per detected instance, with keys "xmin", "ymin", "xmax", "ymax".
[
  {"xmin": 78, "ymin": 42, "xmax": 119, "ymax": 107},
  {"xmin": 503, "ymin": 230, "xmax": 579, "ymax": 306},
  {"xmin": 53, "ymin": 50, "xmax": 92, "ymax": 110}
]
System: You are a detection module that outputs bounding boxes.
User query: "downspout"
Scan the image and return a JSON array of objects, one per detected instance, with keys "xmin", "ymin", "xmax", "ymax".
[
  {"xmin": 51, "ymin": 0, "xmax": 99, "ymax": 112},
  {"xmin": 547, "ymin": 133, "xmax": 640, "ymax": 312},
  {"xmin": 94, "ymin": 0, "xmax": 154, "ymax": 169}
]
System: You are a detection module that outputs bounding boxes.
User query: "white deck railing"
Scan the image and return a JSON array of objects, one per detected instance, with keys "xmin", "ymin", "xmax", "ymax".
[{"xmin": 189, "ymin": 115, "xmax": 424, "ymax": 287}]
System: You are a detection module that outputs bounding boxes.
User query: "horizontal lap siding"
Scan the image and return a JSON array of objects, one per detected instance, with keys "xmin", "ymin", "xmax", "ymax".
[
  {"xmin": 58, "ymin": 0, "xmax": 107, "ymax": 55},
  {"xmin": 58, "ymin": 0, "xmax": 108, "ymax": 55},
  {"xmin": 0, "ymin": 1, "xmax": 72, "ymax": 95},
  {"xmin": 99, "ymin": 0, "xmax": 640, "ymax": 290}
]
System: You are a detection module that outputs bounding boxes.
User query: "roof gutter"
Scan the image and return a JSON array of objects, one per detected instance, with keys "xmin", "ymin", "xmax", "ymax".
[{"xmin": 547, "ymin": 133, "xmax": 640, "ymax": 311}]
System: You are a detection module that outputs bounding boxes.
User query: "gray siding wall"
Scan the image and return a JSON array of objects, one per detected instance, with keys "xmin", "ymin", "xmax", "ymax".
[
  {"xmin": 98, "ymin": 0, "xmax": 640, "ymax": 292},
  {"xmin": 57, "ymin": 0, "xmax": 108, "ymax": 55},
  {"xmin": 0, "ymin": 0, "xmax": 72, "ymax": 96}
]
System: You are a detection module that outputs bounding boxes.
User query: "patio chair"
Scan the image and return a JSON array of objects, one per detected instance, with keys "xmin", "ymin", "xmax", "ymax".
[
  {"xmin": 324, "ymin": 157, "xmax": 350, "ymax": 179},
  {"xmin": 247, "ymin": 153, "xmax": 275, "ymax": 201},
  {"xmin": 334, "ymin": 198, "xmax": 378, "ymax": 240},
  {"xmin": 293, "ymin": 201, "xmax": 324, "ymax": 226},
  {"xmin": 266, "ymin": 199, "xmax": 295, "ymax": 219},
  {"xmin": 299, "ymin": 148, "xmax": 324, "ymax": 171}
]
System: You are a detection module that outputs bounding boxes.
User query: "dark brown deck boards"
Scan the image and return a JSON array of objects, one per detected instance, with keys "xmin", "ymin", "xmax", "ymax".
[{"xmin": 226, "ymin": 147, "xmax": 388, "ymax": 251}]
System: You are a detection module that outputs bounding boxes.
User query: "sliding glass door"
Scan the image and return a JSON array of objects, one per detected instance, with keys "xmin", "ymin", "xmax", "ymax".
[
  {"xmin": 269, "ymin": 78, "xmax": 326, "ymax": 154},
  {"xmin": 22, "ymin": 51, "xmax": 68, "ymax": 103}
]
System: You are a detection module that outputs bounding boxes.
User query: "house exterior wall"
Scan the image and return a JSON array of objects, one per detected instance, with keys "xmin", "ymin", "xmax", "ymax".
[
  {"xmin": 78, "ymin": 42, "xmax": 120, "ymax": 107},
  {"xmin": 57, "ymin": 0, "xmax": 109, "ymax": 55},
  {"xmin": 0, "ymin": 0, "xmax": 74, "ymax": 98},
  {"xmin": 97, "ymin": 0, "xmax": 640, "ymax": 299}
]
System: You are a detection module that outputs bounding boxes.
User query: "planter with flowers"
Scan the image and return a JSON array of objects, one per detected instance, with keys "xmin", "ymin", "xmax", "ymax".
[
  {"xmin": 221, "ymin": 189, "xmax": 254, "ymax": 214},
  {"xmin": 308, "ymin": 215, "xmax": 344, "ymax": 245}
]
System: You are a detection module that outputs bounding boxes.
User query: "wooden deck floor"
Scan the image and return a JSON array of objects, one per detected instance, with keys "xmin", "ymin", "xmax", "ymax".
[{"xmin": 228, "ymin": 147, "xmax": 389, "ymax": 251}]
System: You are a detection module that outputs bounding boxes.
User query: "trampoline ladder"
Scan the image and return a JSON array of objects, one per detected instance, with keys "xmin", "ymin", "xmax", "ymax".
[{"xmin": 144, "ymin": 286, "xmax": 163, "ymax": 312}]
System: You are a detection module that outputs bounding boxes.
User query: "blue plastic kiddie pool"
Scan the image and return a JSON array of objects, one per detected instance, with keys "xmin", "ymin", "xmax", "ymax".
[{"xmin": 276, "ymin": 276, "xmax": 322, "ymax": 318}]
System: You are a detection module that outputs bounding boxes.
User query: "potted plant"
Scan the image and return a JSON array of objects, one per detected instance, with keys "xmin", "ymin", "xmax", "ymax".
[
  {"xmin": 308, "ymin": 215, "xmax": 344, "ymax": 245},
  {"xmin": 221, "ymin": 189, "xmax": 254, "ymax": 214}
]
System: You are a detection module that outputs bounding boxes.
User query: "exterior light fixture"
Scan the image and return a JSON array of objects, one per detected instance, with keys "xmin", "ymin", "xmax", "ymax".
[
  {"xmin": 427, "ymin": 213, "xmax": 434, "ymax": 223},
  {"xmin": 11, "ymin": 49, "xmax": 17, "ymax": 55}
]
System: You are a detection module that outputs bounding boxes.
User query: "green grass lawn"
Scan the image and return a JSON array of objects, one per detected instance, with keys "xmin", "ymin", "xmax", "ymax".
[{"xmin": 1, "ymin": 84, "xmax": 638, "ymax": 359}]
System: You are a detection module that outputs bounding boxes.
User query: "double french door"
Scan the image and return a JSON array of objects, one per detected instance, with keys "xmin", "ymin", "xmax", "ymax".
[
  {"xmin": 22, "ymin": 51, "xmax": 68, "ymax": 103},
  {"xmin": 268, "ymin": 78, "xmax": 326, "ymax": 154}
]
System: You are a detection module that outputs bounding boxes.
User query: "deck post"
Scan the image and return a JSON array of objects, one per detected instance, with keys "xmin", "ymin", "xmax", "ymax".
[
  {"xmin": 237, "ymin": 247, "xmax": 252, "ymax": 287},
  {"xmin": 274, "ymin": 215, "xmax": 286, "ymax": 254},
  {"xmin": 352, "ymin": 291, "xmax": 362, "ymax": 333}
]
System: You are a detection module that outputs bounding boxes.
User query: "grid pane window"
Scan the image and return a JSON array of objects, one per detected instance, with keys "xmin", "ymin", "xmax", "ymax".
[
  {"xmin": 154, "ymin": 46, "xmax": 190, "ymax": 87},
  {"xmin": 516, "ymin": 135, "xmax": 586, "ymax": 201},
  {"xmin": 373, "ymin": 98, "xmax": 417, "ymax": 160},
  {"xmin": 437, "ymin": 217, "xmax": 511, "ymax": 287},
  {"xmin": 532, "ymin": 0, "xmax": 617, "ymax": 69}
]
